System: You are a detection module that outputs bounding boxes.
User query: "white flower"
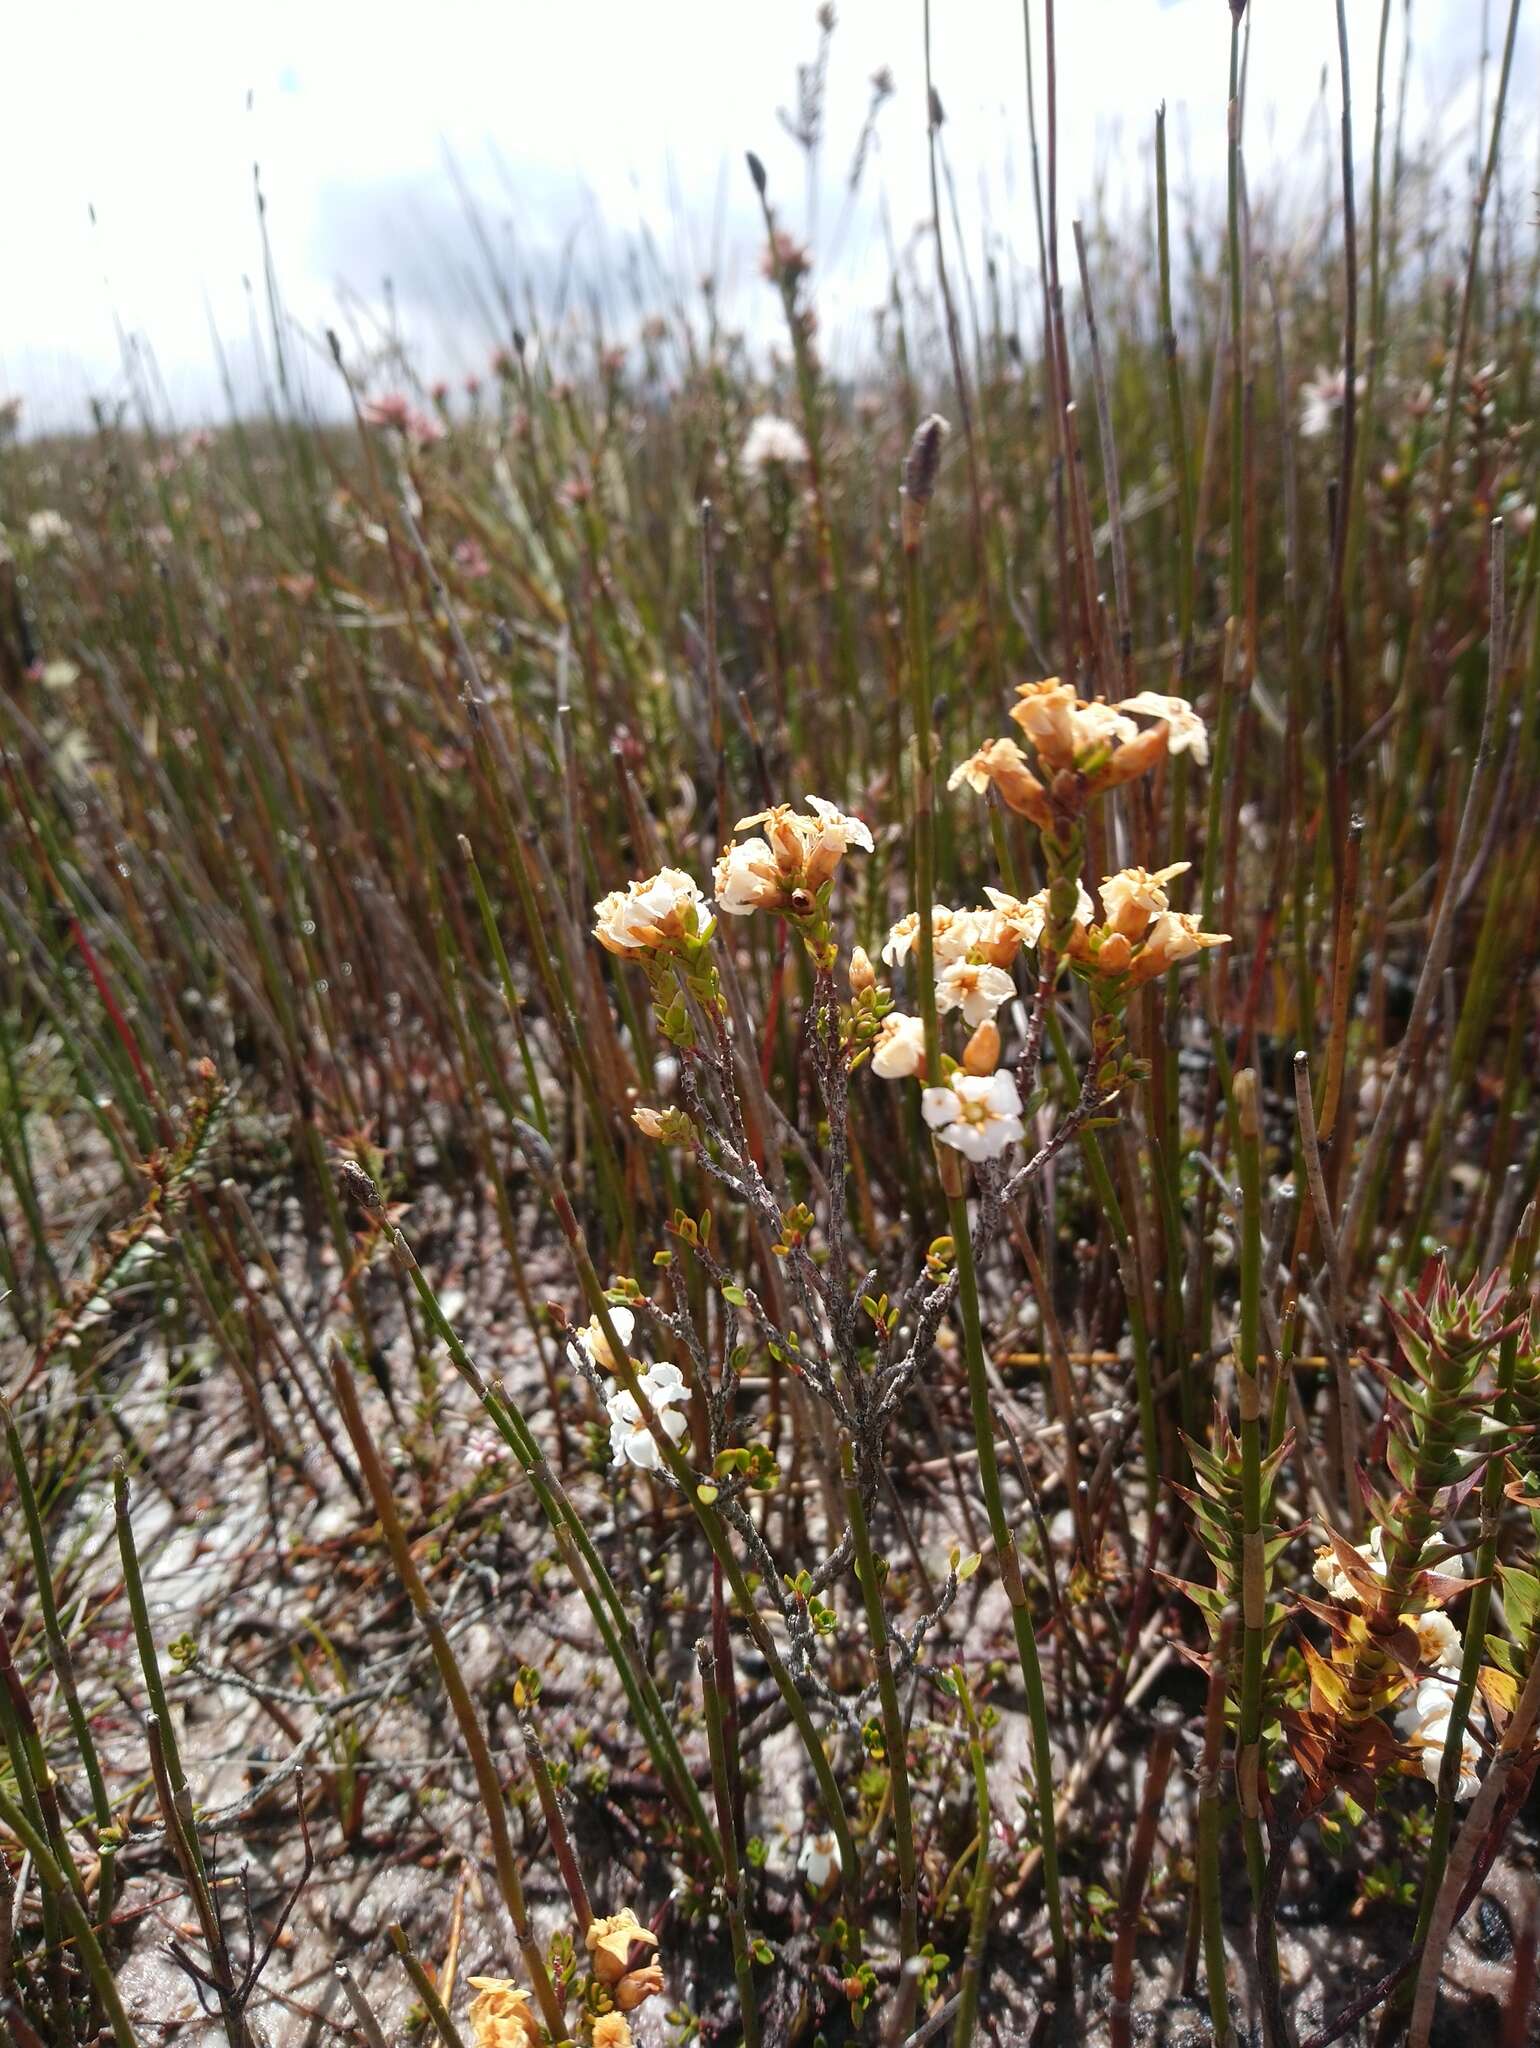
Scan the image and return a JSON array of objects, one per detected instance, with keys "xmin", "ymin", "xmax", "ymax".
[
  {"xmin": 982, "ymin": 888, "xmax": 1047, "ymax": 950},
  {"xmin": 805, "ymin": 795, "xmax": 874, "ymax": 858},
  {"xmin": 882, "ymin": 906, "xmax": 979, "ymax": 968},
  {"xmin": 967, "ymin": 906, "xmax": 1027, "ymax": 967},
  {"xmin": 1313, "ymin": 1533, "xmax": 1466, "ymax": 1675},
  {"xmin": 797, "ymin": 1829, "xmax": 841, "ymax": 1894},
  {"xmin": 949, "ymin": 743, "xmax": 1007, "ymax": 797},
  {"xmin": 1126, "ymin": 909, "xmax": 1230, "ymax": 984},
  {"xmin": 1072, "ymin": 698, "xmax": 1139, "ymax": 751},
  {"xmin": 578, "ymin": 1304, "xmax": 637, "ymax": 1375},
  {"xmin": 1098, "ymin": 861, "xmax": 1191, "ymax": 938},
  {"xmin": 1121, "ymin": 692, "xmax": 1210, "ymax": 766},
  {"xmin": 871, "ymin": 1013, "xmax": 927, "ymax": 1079},
  {"xmin": 929, "ymin": 909, "xmax": 981, "ymax": 964},
  {"xmin": 593, "ymin": 868, "xmax": 705, "ymax": 955},
  {"xmin": 712, "ymin": 837, "xmax": 782, "ymax": 916},
  {"xmin": 742, "ymin": 414, "xmax": 808, "ymax": 475},
  {"xmin": 1413, "ymin": 1611, "xmax": 1463, "ymax": 1676},
  {"xmin": 1010, "ymin": 677, "xmax": 1136, "ymax": 768},
  {"xmin": 1311, "ymin": 1526, "xmax": 1388, "ymax": 1602},
  {"xmin": 947, "ymin": 736, "xmax": 1053, "ymax": 826},
  {"xmin": 715, "ymin": 797, "xmax": 872, "ymax": 914},
  {"xmin": 935, "ymin": 960, "xmax": 1015, "ymax": 1027},
  {"xmin": 1298, "ymin": 365, "xmax": 1365, "ymax": 439},
  {"xmin": 27, "ymin": 509, "xmax": 73, "ymax": 549},
  {"xmin": 981, "ymin": 883, "xmax": 1093, "ymax": 952},
  {"xmin": 1403, "ymin": 1676, "xmax": 1481, "ymax": 1801},
  {"xmin": 606, "ymin": 1359, "xmax": 692, "ymax": 1471},
  {"xmin": 921, "ymin": 1070, "xmax": 1025, "ymax": 1162}
]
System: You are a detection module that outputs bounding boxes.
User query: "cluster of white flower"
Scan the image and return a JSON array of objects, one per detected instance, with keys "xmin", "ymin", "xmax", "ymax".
[
  {"xmin": 713, "ymin": 797, "xmax": 872, "ymax": 917},
  {"xmin": 1312, "ymin": 1528, "xmax": 1481, "ymax": 1800},
  {"xmin": 866, "ymin": 863, "xmax": 1224, "ymax": 1131},
  {"xmin": 592, "ymin": 868, "xmax": 705, "ymax": 956},
  {"xmin": 1011, "ymin": 677, "xmax": 1209, "ymax": 772},
  {"xmin": 1063, "ymin": 862, "xmax": 1229, "ymax": 987},
  {"xmin": 577, "ymin": 1306, "xmax": 692, "ymax": 1473},
  {"xmin": 741, "ymin": 413, "xmax": 808, "ymax": 476},
  {"xmin": 866, "ymin": 898, "xmax": 1031, "ymax": 1141},
  {"xmin": 26, "ymin": 508, "xmax": 73, "ymax": 549},
  {"xmin": 1405, "ymin": 1677, "xmax": 1482, "ymax": 1802},
  {"xmin": 949, "ymin": 678, "xmax": 1210, "ymax": 825},
  {"xmin": 879, "ymin": 888, "xmax": 1088, "ymax": 973}
]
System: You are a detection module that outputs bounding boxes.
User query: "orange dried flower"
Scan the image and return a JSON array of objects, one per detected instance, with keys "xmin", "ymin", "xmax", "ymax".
[
  {"xmin": 466, "ymin": 1977, "xmax": 540, "ymax": 2048},
  {"xmin": 585, "ymin": 1909, "xmax": 663, "ymax": 2011}
]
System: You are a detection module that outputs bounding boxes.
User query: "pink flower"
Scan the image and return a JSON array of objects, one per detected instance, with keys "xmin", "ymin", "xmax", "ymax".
[{"xmin": 362, "ymin": 392, "xmax": 413, "ymax": 431}]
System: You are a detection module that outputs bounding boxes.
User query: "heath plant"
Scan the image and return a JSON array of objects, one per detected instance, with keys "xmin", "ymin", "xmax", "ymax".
[{"xmin": 3, "ymin": 2, "xmax": 1540, "ymax": 2044}]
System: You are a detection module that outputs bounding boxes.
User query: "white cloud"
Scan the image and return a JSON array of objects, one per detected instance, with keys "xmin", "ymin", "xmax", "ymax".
[{"xmin": 1, "ymin": 0, "xmax": 1530, "ymax": 429}]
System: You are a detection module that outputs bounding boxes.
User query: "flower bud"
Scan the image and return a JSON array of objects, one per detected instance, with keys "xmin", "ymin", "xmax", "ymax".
[
  {"xmin": 848, "ymin": 945, "xmax": 876, "ymax": 996},
  {"xmin": 962, "ymin": 1019, "xmax": 1001, "ymax": 1076}
]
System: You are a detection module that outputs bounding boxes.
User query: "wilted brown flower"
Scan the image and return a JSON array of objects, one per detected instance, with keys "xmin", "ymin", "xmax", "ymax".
[
  {"xmin": 947, "ymin": 735, "xmax": 1053, "ymax": 829},
  {"xmin": 614, "ymin": 1964, "xmax": 665, "ymax": 2011}
]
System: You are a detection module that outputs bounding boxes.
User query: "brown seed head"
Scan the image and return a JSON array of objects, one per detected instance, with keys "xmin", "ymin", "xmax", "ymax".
[
  {"xmin": 901, "ymin": 413, "xmax": 950, "ymax": 549},
  {"xmin": 336, "ymin": 1159, "xmax": 383, "ymax": 1217}
]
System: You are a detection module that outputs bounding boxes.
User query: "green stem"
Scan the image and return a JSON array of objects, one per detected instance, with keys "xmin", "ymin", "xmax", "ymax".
[
  {"xmin": 512, "ymin": 1138, "xmax": 862, "ymax": 1935},
  {"xmin": 947, "ymin": 1187, "xmax": 1068, "ymax": 1981},
  {"xmin": 387, "ymin": 1925, "xmax": 469, "ymax": 2048},
  {"xmin": 359, "ymin": 1182, "xmax": 720, "ymax": 1866},
  {"xmin": 697, "ymin": 1644, "xmax": 762, "ymax": 2048},
  {"xmin": 0, "ymin": 1787, "xmax": 139, "ymax": 2048},
  {"xmin": 1197, "ymin": 1614, "xmax": 1236, "ymax": 2047},
  {"xmin": 114, "ymin": 1465, "xmax": 217, "ymax": 1924},
  {"xmin": 842, "ymin": 1443, "xmax": 919, "ymax": 2029},
  {"xmin": 904, "ymin": 430, "xmax": 1066, "ymax": 1984},
  {"xmin": 329, "ymin": 1350, "xmax": 566, "ymax": 2039},
  {"xmin": 950, "ymin": 1668, "xmax": 995, "ymax": 2048},
  {"xmin": 1233, "ymin": 1071, "xmax": 1269, "ymax": 1916}
]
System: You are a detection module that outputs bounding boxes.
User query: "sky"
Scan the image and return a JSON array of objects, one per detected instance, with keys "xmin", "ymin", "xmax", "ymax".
[{"xmin": 2, "ymin": 1, "xmax": 1532, "ymax": 431}]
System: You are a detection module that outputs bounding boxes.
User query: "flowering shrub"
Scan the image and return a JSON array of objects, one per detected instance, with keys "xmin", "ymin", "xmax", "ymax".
[{"xmin": 2, "ymin": 10, "xmax": 1538, "ymax": 2048}]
